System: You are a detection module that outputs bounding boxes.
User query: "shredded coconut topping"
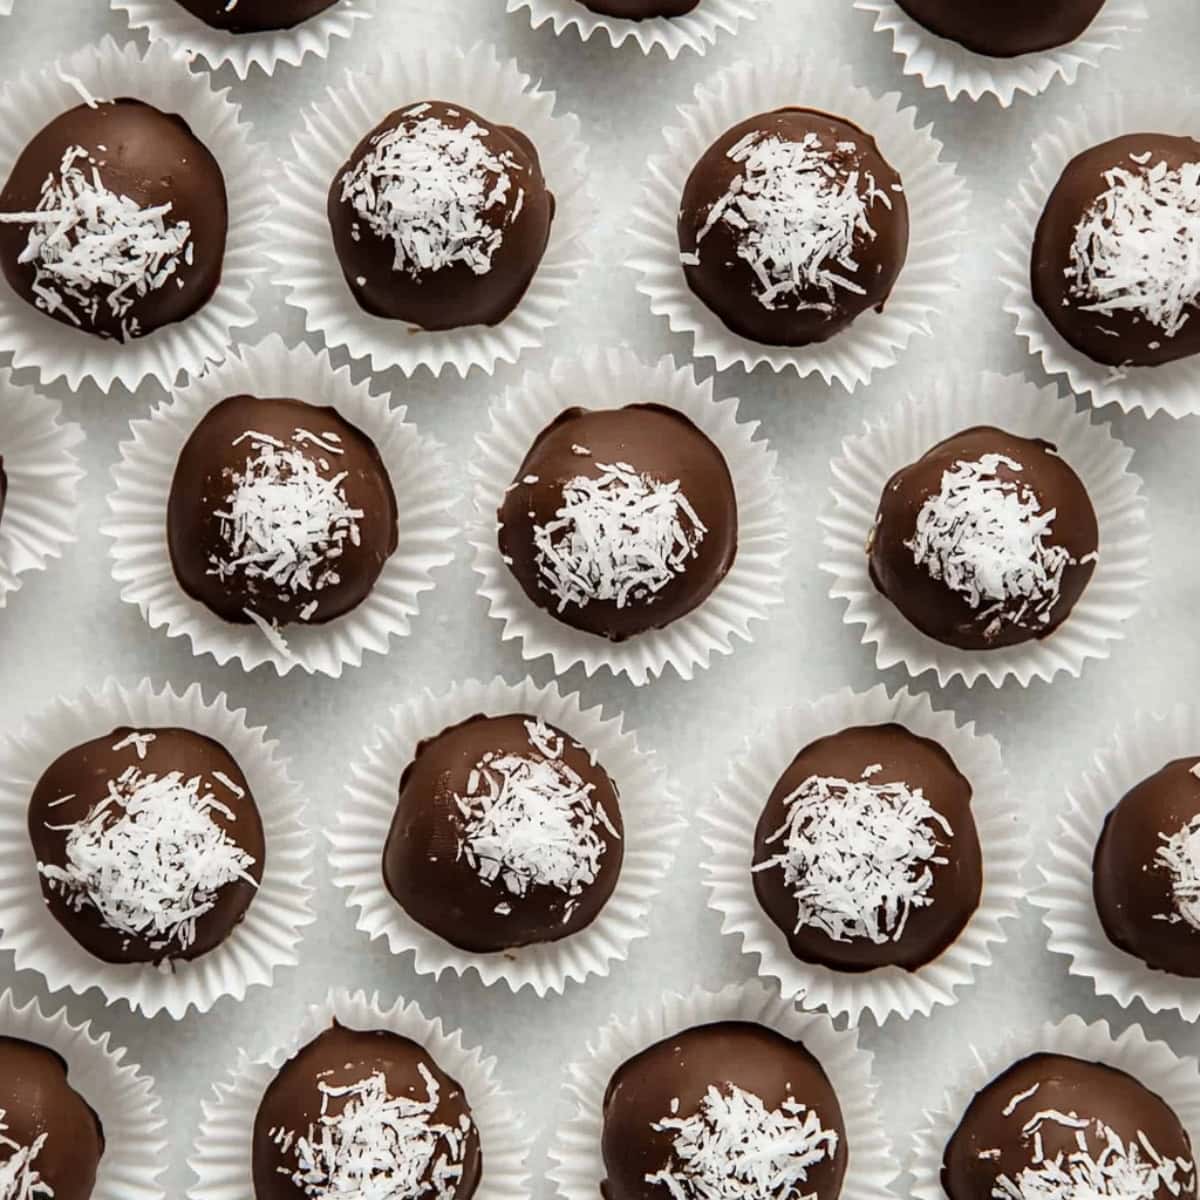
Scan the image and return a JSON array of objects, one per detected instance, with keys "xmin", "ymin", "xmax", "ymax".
[
  {"xmin": 692, "ymin": 130, "xmax": 892, "ymax": 312},
  {"xmin": 645, "ymin": 1082, "xmax": 839, "ymax": 1200},
  {"xmin": 753, "ymin": 767, "xmax": 951, "ymax": 945},
  {"xmin": 0, "ymin": 1110, "xmax": 53, "ymax": 1200},
  {"xmin": 1155, "ymin": 814, "xmax": 1200, "ymax": 932},
  {"xmin": 531, "ymin": 461, "xmax": 707, "ymax": 613},
  {"xmin": 992, "ymin": 1104, "xmax": 1195, "ymax": 1200},
  {"xmin": 339, "ymin": 105, "xmax": 518, "ymax": 280},
  {"xmin": 208, "ymin": 428, "xmax": 363, "ymax": 627},
  {"xmin": 37, "ymin": 761, "xmax": 257, "ymax": 953},
  {"xmin": 0, "ymin": 142, "xmax": 192, "ymax": 340},
  {"xmin": 273, "ymin": 1066, "xmax": 472, "ymax": 1200},
  {"xmin": 1068, "ymin": 155, "xmax": 1200, "ymax": 340},
  {"xmin": 905, "ymin": 453, "xmax": 1076, "ymax": 642},
  {"xmin": 453, "ymin": 718, "xmax": 618, "ymax": 919}
]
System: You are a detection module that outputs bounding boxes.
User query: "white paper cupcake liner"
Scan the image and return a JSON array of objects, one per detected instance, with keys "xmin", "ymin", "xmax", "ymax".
[
  {"xmin": 999, "ymin": 88, "xmax": 1200, "ymax": 417},
  {"xmin": 102, "ymin": 333, "xmax": 459, "ymax": 677},
  {"xmin": 819, "ymin": 371, "xmax": 1149, "ymax": 688},
  {"xmin": 911, "ymin": 1014, "xmax": 1200, "ymax": 1200},
  {"xmin": 854, "ymin": 0, "xmax": 1146, "ymax": 106},
  {"xmin": 0, "ymin": 370, "xmax": 83, "ymax": 609},
  {"xmin": 0, "ymin": 989, "xmax": 167, "ymax": 1200},
  {"xmin": 0, "ymin": 37, "xmax": 270, "ymax": 396},
  {"xmin": 628, "ymin": 52, "xmax": 967, "ymax": 391},
  {"xmin": 112, "ymin": 0, "xmax": 375, "ymax": 79},
  {"xmin": 468, "ymin": 348, "xmax": 787, "ymax": 685},
  {"xmin": 188, "ymin": 987, "xmax": 531, "ymax": 1200},
  {"xmin": 271, "ymin": 42, "xmax": 591, "ymax": 380},
  {"xmin": 1033, "ymin": 705, "xmax": 1200, "ymax": 1020},
  {"xmin": 327, "ymin": 675, "xmax": 683, "ymax": 996},
  {"xmin": 700, "ymin": 684, "xmax": 1022, "ymax": 1026},
  {"xmin": 548, "ymin": 982, "xmax": 896, "ymax": 1200},
  {"xmin": 0, "ymin": 677, "xmax": 314, "ymax": 1019},
  {"xmin": 507, "ymin": 0, "xmax": 762, "ymax": 59}
]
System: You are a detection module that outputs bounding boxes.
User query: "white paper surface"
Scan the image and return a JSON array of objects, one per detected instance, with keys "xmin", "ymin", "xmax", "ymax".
[{"xmin": 0, "ymin": 1, "xmax": 1199, "ymax": 1196}]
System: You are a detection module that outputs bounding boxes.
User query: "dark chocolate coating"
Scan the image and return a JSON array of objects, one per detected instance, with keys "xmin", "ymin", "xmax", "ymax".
[
  {"xmin": 172, "ymin": 0, "xmax": 338, "ymax": 31},
  {"xmin": 28, "ymin": 726, "xmax": 265, "ymax": 965},
  {"xmin": 327, "ymin": 100, "xmax": 554, "ymax": 331},
  {"xmin": 0, "ymin": 455, "xmax": 6, "ymax": 524},
  {"xmin": 383, "ymin": 712, "xmax": 623, "ymax": 953},
  {"xmin": 497, "ymin": 405, "xmax": 738, "ymax": 642},
  {"xmin": 0, "ymin": 99, "xmax": 227, "ymax": 342},
  {"xmin": 752, "ymin": 723, "xmax": 981, "ymax": 973},
  {"xmin": 678, "ymin": 108, "xmax": 908, "ymax": 347},
  {"xmin": 576, "ymin": 0, "xmax": 698, "ymax": 19},
  {"xmin": 253, "ymin": 1023, "xmax": 482, "ymax": 1200},
  {"xmin": 167, "ymin": 394, "xmax": 398, "ymax": 628},
  {"xmin": 0, "ymin": 1036, "xmax": 105, "ymax": 1200},
  {"xmin": 601, "ymin": 1021, "xmax": 847, "ymax": 1200},
  {"xmin": 892, "ymin": 0, "xmax": 1104, "ymax": 56},
  {"xmin": 1031, "ymin": 133, "xmax": 1200, "ymax": 368},
  {"xmin": 868, "ymin": 426, "xmax": 1099, "ymax": 652},
  {"xmin": 1093, "ymin": 756, "xmax": 1200, "ymax": 977},
  {"xmin": 943, "ymin": 1053, "xmax": 1195, "ymax": 1200}
]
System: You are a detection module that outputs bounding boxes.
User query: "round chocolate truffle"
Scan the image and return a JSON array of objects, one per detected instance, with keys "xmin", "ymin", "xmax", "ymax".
[
  {"xmin": 752, "ymin": 723, "xmax": 981, "ymax": 973},
  {"xmin": 868, "ymin": 426, "xmax": 1099, "ymax": 652},
  {"xmin": 28, "ymin": 725, "xmax": 265, "ymax": 965},
  {"xmin": 891, "ymin": 0, "xmax": 1104, "ymax": 57},
  {"xmin": 601, "ymin": 1021, "xmax": 847, "ymax": 1200},
  {"xmin": 253, "ymin": 1023, "xmax": 482, "ymax": 1200},
  {"xmin": 576, "ymin": 0, "xmax": 697, "ymax": 18},
  {"xmin": 327, "ymin": 100, "xmax": 554, "ymax": 331},
  {"xmin": 496, "ymin": 404, "xmax": 738, "ymax": 642},
  {"xmin": 0, "ymin": 98, "xmax": 227, "ymax": 342},
  {"xmin": 383, "ymin": 712, "xmax": 623, "ymax": 954},
  {"xmin": 1093, "ymin": 756, "xmax": 1200, "ymax": 977},
  {"xmin": 172, "ymin": 0, "xmax": 338, "ymax": 31},
  {"xmin": 0, "ymin": 455, "xmax": 7, "ymax": 523},
  {"xmin": 1031, "ymin": 133, "xmax": 1200, "ymax": 369},
  {"xmin": 167, "ymin": 394, "xmax": 398, "ymax": 634},
  {"xmin": 677, "ymin": 108, "xmax": 908, "ymax": 347},
  {"xmin": 0, "ymin": 1036, "xmax": 105, "ymax": 1200},
  {"xmin": 943, "ymin": 1053, "xmax": 1196, "ymax": 1200}
]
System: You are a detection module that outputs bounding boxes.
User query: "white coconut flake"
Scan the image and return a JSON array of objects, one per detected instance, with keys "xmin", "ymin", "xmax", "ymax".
[
  {"xmin": 277, "ymin": 1065, "xmax": 472, "ymax": 1200},
  {"xmin": 112, "ymin": 730, "xmax": 156, "ymax": 760},
  {"xmin": 37, "ymin": 763, "xmax": 257, "ymax": 954},
  {"xmin": 905, "ymin": 453, "xmax": 1077, "ymax": 642},
  {"xmin": 644, "ymin": 1082, "xmax": 839, "ymax": 1200},
  {"xmin": 531, "ymin": 461, "xmax": 707, "ymax": 614},
  {"xmin": 1155, "ymin": 814, "xmax": 1200, "ymax": 932},
  {"xmin": 0, "ymin": 1108, "xmax": 53, "ymax": 1200},
  {"xmin": 1069, "ymin": 154, "xmax": 1200, "ymax": 340},
  {"xmin": 753, "ymin": 768, "xmax": 951, "ymax": 945},
  {"xmin": 691, "ymin": 129, "xmax": 890, "ymax": 313}
]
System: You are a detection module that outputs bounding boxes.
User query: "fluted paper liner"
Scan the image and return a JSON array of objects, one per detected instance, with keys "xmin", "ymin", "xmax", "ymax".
[
  {"xmin": 327, "ymin": 675, "xmax": 683, "ymax": 996},
  {"xmin": 0, "ymin": 989, "xmax": 167, "ymax": 1200},
  {"xmin": 911, "ymin": 1015, "xmax": 1200, "ymax": 1200},
  {"xmin": 469, "ymin": 348, "xmax": 787, "ymax": 685},
  {"xmin": 0, "ymin": 678, "xmax": 314, "ymax": 1019},
  {"xmin": 103, "ymin": 334, "xmax": 458, "ymax": 677},
  {"xmin": 271, "ymin": 42, "xmax": 590, "ymax": 379},
  {"xmin": 548, "ymin": 982, "xmax": 896, "ymax": 1200},
  {"xmin": 854, "ymin": 0, "xmax": 1146, "ymax": 106},
  {"xmin": 819, "ymin": 371, "xmax": 1149, "ymax": 688},
  {"xmin": 0, "ymin": 370, "xmax": 83, "ymax": 608},
  {"xmin": 0, "ymin": 37, "xmax": 270, "ymax": 395},
  {"xmin": 1000, "ymin": 88, "xmax": 1200, "ymax": 417},
  {"xmin": 188, "ymin": 987, "xmax": 531, "ymax": 1200},
  {"xmin": 1034, "ymin": 705, "xmax": 1200, "ymax": 1020},
  {"xmin": 112, "ymin": 0, "xmax": 375, "ymax": 79},
  {"xmin": 701, "ymin": 684, "xmax": 1022, "ymax": 1025},
  {"xmin": 507, "ymin": 0, "xmax": 761, "ymax": 59},
  {"xmin": 628, "ymin": 51, "xmax": 967, "ymax": 391}
]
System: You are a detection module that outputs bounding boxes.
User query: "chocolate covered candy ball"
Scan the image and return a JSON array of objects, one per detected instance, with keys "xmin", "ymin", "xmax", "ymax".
[
  {"xmin": 28, "ymin": 725, "xmax": 264, "ymax": 965},
  {"xmin": 677, "ymin": 108, "xmax": 908, "ymax": 346},
  {"xmin": 868, "ymin": 426, "xmax": 1099, "ymax": 651},
  {"xmin": 172, "ymin": 0, "xmax": 339, "ymax": 31},
  {"xmin": 575, "ymin": 0, "xmax": 698, "ymax": 18},
  {"xmin": 892, "ymin": 0, "xmax": 1105, "ymax": 56},
  {"xmin": 327, "ymin": 100, "xmax": 554, "ymax": 331},
  {"xmin": 0, "ymin": 98, "xmax": 227, "ymax": 342}
]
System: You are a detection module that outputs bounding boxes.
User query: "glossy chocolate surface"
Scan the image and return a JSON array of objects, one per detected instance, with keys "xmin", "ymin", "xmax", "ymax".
[
  {"xmin": 892, "ymin": 0, "xmax": 1105, "ymax": 56},
  {"xmin": 173, "ymin": 0, "xmax": 338, "ymax": 31}
]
